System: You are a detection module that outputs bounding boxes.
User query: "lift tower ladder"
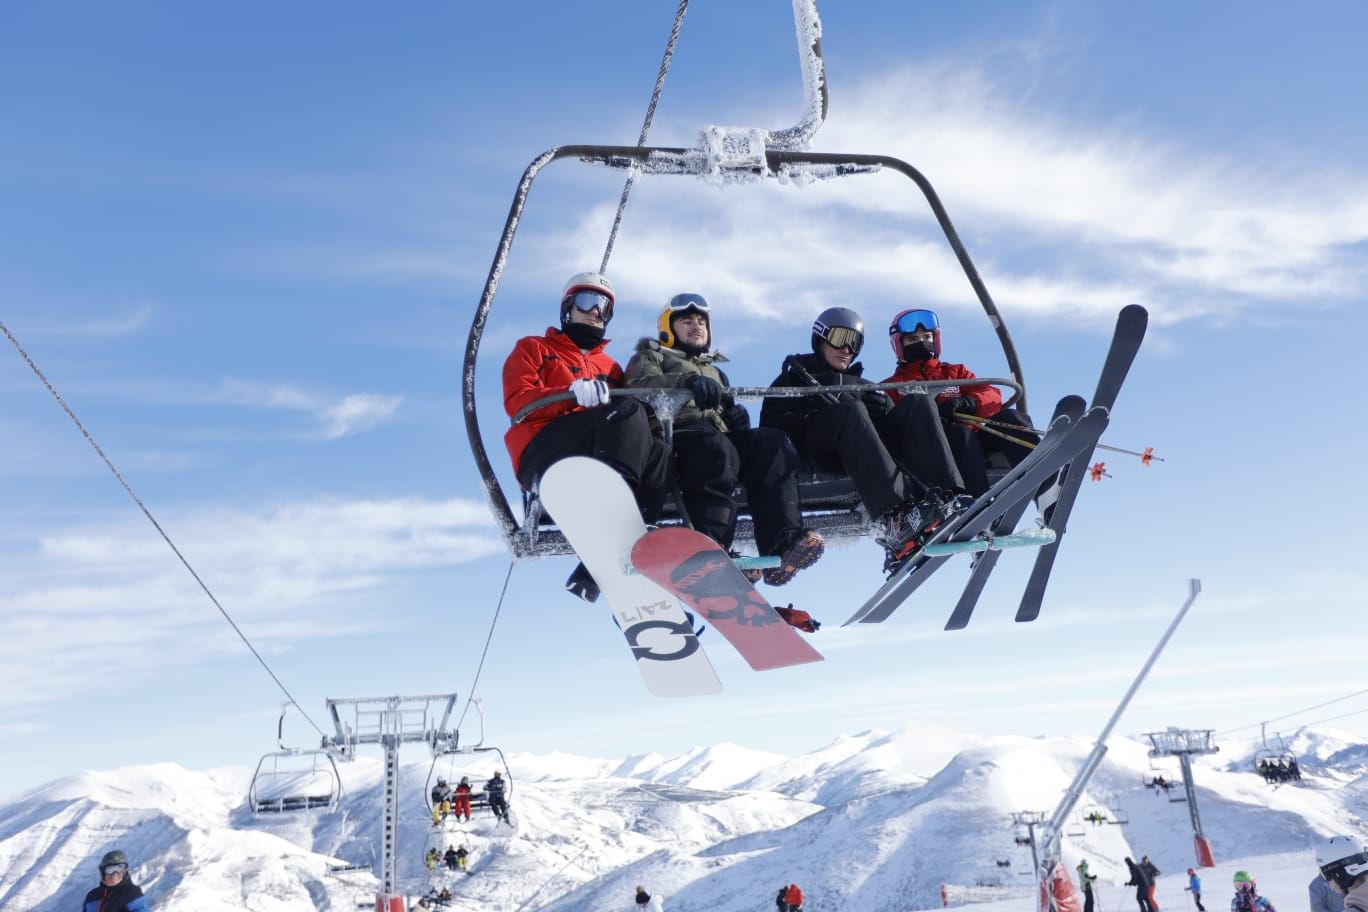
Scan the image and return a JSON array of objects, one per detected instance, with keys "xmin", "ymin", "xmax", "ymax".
[
  {"xmin": 1144, "ymin": 726, "xmax": 1219, "ymax": 867},
  {"xmin": 325, "ymin": 694, "xmax": 459, "ymax": 912}
]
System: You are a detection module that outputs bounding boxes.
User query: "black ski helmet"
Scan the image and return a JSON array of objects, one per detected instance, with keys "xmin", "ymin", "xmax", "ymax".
[
  {"xmin": 811, "ymin": 306, "xmax": 865, "ymax": 355},
  {"xmin": 99, "ymin": 849, "xmax": 129, "ymax": 870}
]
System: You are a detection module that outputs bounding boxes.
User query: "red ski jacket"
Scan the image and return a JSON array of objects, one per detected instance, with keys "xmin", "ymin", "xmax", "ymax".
[
  {"xmin": 502, "ymin": 327, "xmax": 624, "ymax": 477},
  {"xmin": 880, "ymin": 358, "xmax": 1002, "ymax": 418}
]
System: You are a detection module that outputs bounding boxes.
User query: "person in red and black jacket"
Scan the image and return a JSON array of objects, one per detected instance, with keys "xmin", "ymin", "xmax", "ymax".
[
  {"xmin": 502, "ymin": 272, "xmax": 670, "ymax": 601},
  {"xmin": 881, "ymin": 308, "xmax": 1043, "ymax": 500}
]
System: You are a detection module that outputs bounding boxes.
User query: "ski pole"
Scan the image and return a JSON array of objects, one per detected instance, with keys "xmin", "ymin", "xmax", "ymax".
[{"xmin": 951, "ymin": 412, "xmax": 1163, "ymax": 464}]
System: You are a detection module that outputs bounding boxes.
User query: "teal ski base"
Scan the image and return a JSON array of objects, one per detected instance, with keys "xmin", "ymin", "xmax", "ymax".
[{"xmin": 922, "ymin": 527, "xmax": 1056, "ymax": 557}]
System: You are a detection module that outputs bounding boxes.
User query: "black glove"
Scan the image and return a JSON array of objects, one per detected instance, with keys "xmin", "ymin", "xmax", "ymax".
[
  {"xmin": 938, "ymin": 395, "xmax": 976, "ymax": 421},
  {"xmin": 722, "ymin": 403, "xmax": 751, "ymax": 431},
  {"xmin": 861, "ymin": 388, "xmax": 893, "ymax": 417},
  {"xmin": 684, "ymin": 374, "xmax": 723, "ymax": 410}
]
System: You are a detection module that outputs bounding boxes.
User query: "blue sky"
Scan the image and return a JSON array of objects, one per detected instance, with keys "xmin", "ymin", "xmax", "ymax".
[{"xmin": 3, "ymin": 1, "xmax": 1368, "ymax": 799}]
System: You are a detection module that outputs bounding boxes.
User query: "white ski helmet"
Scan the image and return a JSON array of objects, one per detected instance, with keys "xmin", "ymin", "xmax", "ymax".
[
  {"xmin": 560, "ymin": 272, "xmax": 616, "ymax": 326},
  {"xmin": 1317, "ymin": 835, "xmax": 1368, "ymax": 890}
]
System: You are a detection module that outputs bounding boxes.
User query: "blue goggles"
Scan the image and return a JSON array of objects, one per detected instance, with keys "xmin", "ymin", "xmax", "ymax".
[
  {"xmin": 565, "ymin": 289, "xmax": 613, "ymax": 321},
  {"xmin": 890, "ymin": 309, "xmax": 939, "ymax": 336}
]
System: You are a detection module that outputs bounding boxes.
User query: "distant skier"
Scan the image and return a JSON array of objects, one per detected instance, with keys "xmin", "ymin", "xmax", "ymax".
[
  {"xmin": 777, "ymin": 882, "xmax": 804, "ymax": 911},
  {"xmin": 1126, "ymin": 856, "xmax": 1155, "ymax": 912},
  {"xmin": 635, "ymin": 884, "xmax": 652, "ymax": 907},
  {"xmin": 1188, "ymin": 867, "xmax": 1206, "ymax": 911},
  {"xmin": 485, "ymin": 771, "xmax": 510, "ymax": 824},
  {"xmin": 1232, "ymin": 871, "xmax": 1275, "ymax": 912},
  {"xmin": 453, "ymin": 846, "xmax": 469, "ymax": 873},
  {"xmin": 443, "ymin": 845, "xmax": 459, "ymax": 871},
  {"xmin": 454, "ymin": 776, "xmax": 473, "ymax": 822},
  {"xmin": 1078, "ymin": 859, "xmax": 1098, "ymax": 912},
  {"xmin": 424, "ymin": 847, "xmax": 439, "ymax": 872},
  {"xmin": 83, "ymin": 849, "xmax": 149, "ymax": 912},
  {"xmin": 501, "ymin": 271, "xmax": 670, "ymax": 602},
  {"xmin": 1317, "ymin": 836, "xmax": 1368, "ymax": 912},
  {"xmin": 1142, "ymin": 855, "xmax": 1162, "ymax": 910}
]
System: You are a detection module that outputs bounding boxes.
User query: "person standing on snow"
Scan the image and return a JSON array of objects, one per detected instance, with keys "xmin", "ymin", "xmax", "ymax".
[
  {"xmin": 760, "ymin": 307, "xmax": 970, "ymax": 569},
  {"xmin": 1317, "ymin": 836, "xmax": 1368, "ymax": 912},
  {"xmin": 1078, "ymin": 859, "xmax": 1099, "ymax": 912},
  {"xmin": 502, "ymin": 272, "xmax": 671, "ymax": 603},
  {"xmin": 779, "ymin": 882, "xmax": 804, "ymax": 911},
  {"xmin": 1142, "ymin": 856, "xmax": 1162, "ymax": 911},
  {"xmin": 624, "ymin": 293, "xmax": 824, "ymax": 589},
  {"xmin": 1126, "ymin": 856, "xmax": 1155, "ymax": 912},
  {"xmin": 1231, "ymin": 871, "xmax": 1276, "ymax": 912},
  {"xmin": 83, "ymin": 849, "xmax": 150, "ymax": 912},
  {"xmin": 635, "ymin": 884, "xmax": 652, "ymax": 907},
  {"xmin": 1187, "ymin": 868, "xmax": 1206, "ymax": 911}
]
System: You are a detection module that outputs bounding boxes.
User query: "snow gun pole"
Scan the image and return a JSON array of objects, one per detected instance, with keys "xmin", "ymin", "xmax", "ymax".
[{"xmin": 1037, "ymin": 579, "xmax": 1203, "ymax": 912}]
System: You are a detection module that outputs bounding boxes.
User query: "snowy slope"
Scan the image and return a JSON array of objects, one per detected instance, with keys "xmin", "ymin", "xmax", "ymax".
[{"xmin": 2, "ymin": 727, "xmax": 1365, "ymax": 912}]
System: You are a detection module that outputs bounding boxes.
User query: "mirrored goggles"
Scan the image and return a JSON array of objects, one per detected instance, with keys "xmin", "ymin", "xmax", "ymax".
[
  {"xmin": 101, "ymin": 864, "xmax": 129, "ymax": 877},
  {"xmin": 665, "ymin": 293, "xmax": 710, "ymax": 314},
  {"xmin": 818, "ymin": 325, "xmax": 863, "ymax": 353},
  {"xmin": 566, "ymin": 289, "xmax": 613, "ymax": 321},
  {"xmin": 891, "ymin": 309, "xmax": 939, "ymax": 336}
]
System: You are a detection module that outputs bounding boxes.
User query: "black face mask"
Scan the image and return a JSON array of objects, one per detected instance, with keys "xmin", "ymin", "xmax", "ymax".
[
  {"xmin": 901, "ymin": 339, "xmax": 936, "ymax": 363},
  {"xmin": 563, "ymin": 321, "xmax": 606, "ymax": 349}
]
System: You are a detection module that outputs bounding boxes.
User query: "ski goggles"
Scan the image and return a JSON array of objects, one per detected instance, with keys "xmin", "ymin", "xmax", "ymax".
[
  {"xmin": 565, "ymin": 289, "xmax": 614, "ymax": 321},
  {"xmin": 814, "ymin": 322, "xmax": 863, "ymax": 353},
  {"xmin": 101, "ymin": 864, "xmax": 129, "ymax": 877},
  {"xmin": 890, "ymin": 308, "xmax": 939, "ymax": 336},
  {"xmin": 665, "ymin": 292, "xmax": 710, "ymax": 315}
]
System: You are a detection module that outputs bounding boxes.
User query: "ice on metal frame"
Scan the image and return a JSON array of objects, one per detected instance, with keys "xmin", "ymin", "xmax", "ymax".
[
  {"xmin": 697, "ymin": 126, "xmax": 770, "ymax": 186},
  {"xmin": 768, "ymin": 0, "xmax": 828, "ymax": 151},
  {"xmin": 775, "ymin": 161, "xmax": 880, "ymax": 187}
]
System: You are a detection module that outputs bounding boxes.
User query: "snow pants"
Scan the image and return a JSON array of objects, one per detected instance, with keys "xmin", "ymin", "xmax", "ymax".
[
  {"xmin": 518, "ymin": 398, "xmax": 671, "ymax": 523},
  {"xmin": 671, "ymin": 424, "xmax": 805, "ymax": 555},
  {"xmin": 875, "ymin": 393, "xmax": 965, "ymax": 493},
  {"xmin": 1083, "ymin": 891, "xmax": 1094, "ymax": 912},
  {"xmin": 944, "ymin": 406, "xmax": 1038, "ymax": 496},
  {"xmin": 793, "ymin": 398, "xmax": 911, "ymax": 520},
  {"xmin": 453, "ymin": 792, "xmax": 471, "ymax": 820},
  {"xmin": 1135, "ymin": 886, "xmax": 1155, "ymax": 912}
]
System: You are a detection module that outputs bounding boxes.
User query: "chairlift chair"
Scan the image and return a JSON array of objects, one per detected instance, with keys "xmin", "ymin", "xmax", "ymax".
[
  {"xmin": 248, "ymin": 705, "xmax": 343, "ymax": 814},
  {"xmin": 462, "ymin": 2, "xmax": 1030, "ymax": 561}
]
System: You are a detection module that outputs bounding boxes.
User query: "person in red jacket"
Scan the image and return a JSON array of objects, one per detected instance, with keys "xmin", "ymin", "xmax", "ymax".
[
  {"xmin": 503, "ymin": 272, "xmax": 671, "ymax": 601},
  {"xmin": 782, "ymin": 882, "xmax": 805, "ymax": 911},
  {"xmin": 453, "ymin": 776, "xmax": 473, "ymax": 822},
  {"xmin": 881, "ymin": 309, "xmax": 1047, "ymax": 504}
]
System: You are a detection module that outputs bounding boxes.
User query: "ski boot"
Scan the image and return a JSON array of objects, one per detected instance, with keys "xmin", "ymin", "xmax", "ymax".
[
  {"xmin": 762, "ymin": 529, "xmax": 826, "ymax": 587},
  {"xmin": 880, "ymin": 490, "xmax": 974, "ymax": 573}
]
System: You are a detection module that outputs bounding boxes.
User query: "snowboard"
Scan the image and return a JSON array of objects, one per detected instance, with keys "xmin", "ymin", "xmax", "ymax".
[
  {"xmin": 631, "ymin": 527, "xmax": 824, "ymax": 671},
  {"xmin": 539, "ymin": 457, "xmax": 722, "ymax": 697}
]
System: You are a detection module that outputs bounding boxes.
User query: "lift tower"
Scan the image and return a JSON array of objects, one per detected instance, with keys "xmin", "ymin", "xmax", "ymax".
[
  {"xmin": 1143, "ymin": 727, "xmax": 1219, "ymax": 867},
  {"xmin": 325, "ymin": 694, "xmax": 459, "ymax": 912}
]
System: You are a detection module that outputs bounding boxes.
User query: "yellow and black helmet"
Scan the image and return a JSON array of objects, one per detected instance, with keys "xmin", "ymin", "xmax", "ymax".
[{"xmin": 657, "ymin": 293, "xmax": 711, "ymax": 349}]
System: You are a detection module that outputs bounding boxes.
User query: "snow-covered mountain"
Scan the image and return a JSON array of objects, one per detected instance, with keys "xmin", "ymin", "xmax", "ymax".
[{"xmin": 2, "ymin": 727, "xmax": 1364, "ymax": 912}]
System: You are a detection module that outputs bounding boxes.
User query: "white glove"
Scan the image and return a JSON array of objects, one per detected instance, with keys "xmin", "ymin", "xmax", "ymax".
[{"xmin": 569, "ymin": 378, "xmax": 610, "ymax": 408}]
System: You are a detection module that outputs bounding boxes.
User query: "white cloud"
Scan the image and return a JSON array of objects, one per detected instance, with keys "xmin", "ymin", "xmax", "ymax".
[
  {"xmin": 26, "ymin": 301, "xmax": 157, "ymax": 336},
  {"xmin": 213, "ymin": 378, "xmax": 402, "ymax": 439},
  {"xmin": 0, "ymin": 495, "xmax": 504, "ymax": 715}
]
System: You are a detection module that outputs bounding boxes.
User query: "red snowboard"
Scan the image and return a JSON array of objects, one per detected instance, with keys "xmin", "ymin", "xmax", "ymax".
[{"xmin": 631, "ymin": 528, "xmax": 823, "ymax": 671}]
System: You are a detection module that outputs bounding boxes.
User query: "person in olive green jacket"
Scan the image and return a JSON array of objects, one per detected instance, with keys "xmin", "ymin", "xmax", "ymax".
[{"xmin": 625, "ymin": 293, "xmax": 823, "ymax": 587}]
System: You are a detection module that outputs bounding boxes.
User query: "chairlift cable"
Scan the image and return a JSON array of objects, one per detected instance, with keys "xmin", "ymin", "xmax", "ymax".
[
  {"xmin": 1217, "ymin": 684, "xmax": 1368, "ymax": 736},
  {"xmin": 1, "ymin": 316, "xmax": 328, "ymax": 739},
  {"xmin": 454, "ymin": 558, "xmax": 515, "ymax": 733},
  {"xmin": 598, "ymin": 0, "xmax": 690, "ymax": 274}
]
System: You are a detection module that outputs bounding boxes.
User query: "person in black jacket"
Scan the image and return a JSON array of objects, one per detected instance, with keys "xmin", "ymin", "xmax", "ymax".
[
  {"xmin": 83, "ymin": 849, "xmax": 150, "ymax": 912},
  {"xmin": 485, "ymin": 771, "xmax": 510, "ymax": 824},
  {"xmin": 1126, "ymin": 856, "xmax": 1155, "ymax": 912},
  {"xmin": 760, "ymin": 306, "xmax": 969, "ymax": 568},
  {"xmin": 635, "ymin": 884, "xmax": 652, "ymax": 907}
]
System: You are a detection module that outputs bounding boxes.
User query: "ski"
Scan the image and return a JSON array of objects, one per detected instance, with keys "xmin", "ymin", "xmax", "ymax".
[
  {"xmin": 941, "ymin": 394, "xmax": 1086, "ymax": 631},
  {"xmin": 923, "ymin": 527, "xmax": 1055, "ymax": 557},
  {"xmin": 632, "ymin": 527, "xmax": 823, "ymax": 671},
  {"xmin": 843, "ymin": 397, "xmax": 1093, "ymax": 625},
  {"xmin": 539, "ymin": 457, "xmax": 722, "ymax": 697},
  {"xmin": 1015, "ymin": 304, "xmax": 1148, "ymax": 622}
]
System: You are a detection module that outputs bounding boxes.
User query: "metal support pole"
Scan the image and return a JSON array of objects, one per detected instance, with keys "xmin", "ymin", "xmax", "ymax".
[{"xmin": 377, "ymin": 735, "xmax": 402, "ymax": 912}]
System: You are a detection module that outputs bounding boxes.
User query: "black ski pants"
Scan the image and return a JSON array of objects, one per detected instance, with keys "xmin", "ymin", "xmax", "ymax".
[
  {"xmin": 672, "ymin": 424, "xmax": 804, "ymax": 556},
  {"xmin": 945, "ymin": 407, "xmax": 1038, "ymax": 496},
  {"xmin": 796, "ymin": 399, "xmax": 910, "ymax": 521},
  {"xmin": 875, "ymin": 393, "xmax": 965, "ymax": 494},
  {"xmin": 518, "ymin": 398, "xmax": 670, "ymax": 523},
  {"xmin": 1135, "ymin": 886, "xmax": 1155, "ymax": 912}
]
